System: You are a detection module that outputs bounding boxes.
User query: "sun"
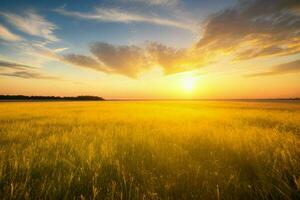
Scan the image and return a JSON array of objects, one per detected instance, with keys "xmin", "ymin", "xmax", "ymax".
[{"xmin": 182, "ymin": 76, "xmax": 197, "ymax": 91}]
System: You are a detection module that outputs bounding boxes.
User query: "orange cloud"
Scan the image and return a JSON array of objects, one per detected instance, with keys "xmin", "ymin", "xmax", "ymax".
[
  {"xmin": 245, "ymin": 59, "xmax": 300, "ymax": 77},
  {"xmin": 196, "ymin": 0, "xmax": 300, "ymax": 61}
]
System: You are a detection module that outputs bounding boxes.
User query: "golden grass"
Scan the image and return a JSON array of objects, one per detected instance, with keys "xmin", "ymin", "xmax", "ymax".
[{"xmin": 0, "ymin": 101, "xmax": 300, "ymax": 199}]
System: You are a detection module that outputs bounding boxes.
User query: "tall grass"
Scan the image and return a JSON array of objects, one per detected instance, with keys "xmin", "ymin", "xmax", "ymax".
[{"xmin": 0, "ymin": 101, "xmax": 299, "ymax": 199}]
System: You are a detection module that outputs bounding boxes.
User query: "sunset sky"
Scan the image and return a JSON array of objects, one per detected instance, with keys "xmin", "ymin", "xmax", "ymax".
[{"xmin": 0, "ymin": 0, "xmax": 299, "ymax": 99}]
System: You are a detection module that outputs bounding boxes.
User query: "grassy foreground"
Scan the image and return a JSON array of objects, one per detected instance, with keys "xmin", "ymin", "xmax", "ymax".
[{"xmin": 0, "ymin": 101, "xmax": 299, "ymax": 199}]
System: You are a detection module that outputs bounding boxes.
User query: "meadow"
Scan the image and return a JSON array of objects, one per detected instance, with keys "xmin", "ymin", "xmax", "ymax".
[{"xmin": 0, "ymin": 101, "xmax": 299, "ymax": 199}]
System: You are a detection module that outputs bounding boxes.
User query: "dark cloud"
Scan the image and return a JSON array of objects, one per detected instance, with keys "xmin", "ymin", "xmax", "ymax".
[
  {"xmin": 0, "ymin": 60, "xmax": 35, "ymax": 70},
  {"xmin": 0, "ymin": 70, "xmax": 60, "ymax": 79},
  {"xmin": 0, "ymin": 60, "xmax": 60, "ymax": 80},
  {"xmin": 245, "ymin": 59, "xmax": 300, "ymax": 77}
]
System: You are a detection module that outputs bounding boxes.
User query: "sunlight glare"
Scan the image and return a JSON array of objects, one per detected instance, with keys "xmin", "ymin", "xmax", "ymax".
[{"xmin": 182, "ymin": 76, "xmax": 197, "ymax": 91}]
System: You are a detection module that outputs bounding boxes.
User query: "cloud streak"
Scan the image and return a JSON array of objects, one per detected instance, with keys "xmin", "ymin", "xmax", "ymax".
[
  {"xmin": 0, "ymin": 59, "xmax": 59, "ymax": 80},
  {"xmin": 245, "ymin": 59, "xmax": 300, "ymax": 77},
  {"xmin": 196, "ymin": 0, "xmax": 300, "ymax": 61},
  {"xmin": 0, "ymin": 24, "xmax": 22, "ymax": 41},
  {"xmin": 55, "ymin": 7, "xmax": 192, "ymax": 31},
  {"xmin": 0, "ymin": 71, "xmax": 60, "ymax": 79},
  {"xmin": 120, "ymin": 0, "xmax": 179, "ymax": 6},
  {"xmin": 0, "ymin": 60, "xmax": 35, "ymax": 70},
  {"xmin": 1, "ymin": 10, "xmax": 58, "ymax": 42}
]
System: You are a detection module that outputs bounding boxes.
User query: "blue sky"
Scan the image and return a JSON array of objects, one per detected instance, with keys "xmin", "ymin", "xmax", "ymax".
[
  {"xmin": 0, "ymin": 0, "xmax": 236, "ymax": 48},
  {"xmin": 0, "ymin": 0, "xmax": 299, "ymax": 98}
]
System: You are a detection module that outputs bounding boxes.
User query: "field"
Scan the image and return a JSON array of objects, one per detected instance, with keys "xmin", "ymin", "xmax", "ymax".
[{"xmin": 0, "ymin": 101, "xmax": 300, "ymax": 199}]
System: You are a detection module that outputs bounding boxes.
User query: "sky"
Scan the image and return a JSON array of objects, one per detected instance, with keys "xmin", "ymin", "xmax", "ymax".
[{"xmin": 0, "ymin": 0, "xmax": 299, "ymax": 99}]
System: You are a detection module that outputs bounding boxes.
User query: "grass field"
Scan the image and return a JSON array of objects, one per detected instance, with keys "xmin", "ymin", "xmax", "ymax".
[{"xmin": 0, "ymin": 101, "xmax": 300, "ymax": 199}]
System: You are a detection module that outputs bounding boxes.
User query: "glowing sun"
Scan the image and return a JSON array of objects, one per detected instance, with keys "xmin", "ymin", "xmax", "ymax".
[{"xmin": 182, "ymin": 77, "xmax": 197, "ymax": 91}]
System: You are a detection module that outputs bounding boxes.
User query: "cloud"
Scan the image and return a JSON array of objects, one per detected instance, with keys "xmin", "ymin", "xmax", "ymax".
[
  {"xmin": 61, "ymin": 42, "xmax": 151, "ymax": 77},
  {"xmin": 90, "ymin": 42, "xmax": 151, "ymax": 77},
  {"xmin": 1, "ymin": 10, "xmax": 58, "ymax": 42},
  {"xmin": 245, "ymin": 59, "xmax": 300, "ymax": 77},
  {"xmin": 0, "ymin": 24, "xmax": 22, "ymax": 41},
  {"xmin": 196, "ymin": 0, "xmax": 300, "ymax": 61},
  {"xmin": 0, "ymin": 71, "xmax": 60, "ymax": 79},
  {"xmin": 53, "ymin": 47, "xmax": 69, "ymax": 53},
  {"xmin": 55, "ymin": 7, "xmax": 191, "ymax": 31},
  {"xmin": 62, "ymin": 54, "xmax": 106, "ymax": 72},
  {"xmin": 14, "ymin": 41, "xmax": 63, "ymax": 65},
  {"xmin": 5, "ymin": 40, "xmax": 70, "ymax": 67},
  {"xmin": 0, "ymin": 59, "xmax": 59, "ymax": 80},
  {"xmin": 120, "ymin": 0, "xmax": 179, "ymax": 6},
  {"xmin": 0, "ymin": 59, "xmax": 35, "ymax": 70},
  {"xmin": 147, "ymin": 42, "xmax": 187, "ymax": 74},
  {"xmin": 61, "ymin": 41, "xmax": 211, "ymax": 77},
  {"xmin": 146, "ymin": 42, "xmax": 209, "ymax": 74}
]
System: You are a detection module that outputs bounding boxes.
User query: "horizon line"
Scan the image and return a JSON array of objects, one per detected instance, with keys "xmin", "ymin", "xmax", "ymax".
[
  {"xmin": 0, "ymin": 94, "xmax": 300, "ymax": 102},
  {"xmin": 107, "ymin": 98, "xmax": 300, "ymax": 101}
]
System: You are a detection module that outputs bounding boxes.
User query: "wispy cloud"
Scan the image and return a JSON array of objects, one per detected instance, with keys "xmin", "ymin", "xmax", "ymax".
[
  {"xmin": 0, "ymin": 39, "xmax": 69, "ymax": 72},
  {"xmin": 1, "ymin": 10, "xmax": 58, "ymax": 42},
  {"xmin": 53, "ymin": 47, "xmax": 69, "ymax": 53},
  {"xmin": 0, "ymin": 71, "xmax": 60, "ymax": 79},
  {"xmin": 17, "ymin": 41, "xmax": 63, "ymax": 65},
  {"xmin": 245, "ymin": 59, "xmax": 300, "ymax": 77},
  {"xmin": 196, "ymin": 0, "xmax": 300, "ymax": 61},
  {"xmin": 55, "ymin": 7, "xmax": 192, "ymax": 31},
  {"xmin": 0, "ymin": 24, "xmax": 22, "ymax": 41},
  {"xmin": 0, "ymin": 59, "xmax": 60, "ymax": 80},
  {"xmin": 120, "ymin": 0, "xmax": 179, "ymax": 6},
  {"xmin": 0, "ymin": 59, "xmax": 35, "ymax": 70}
]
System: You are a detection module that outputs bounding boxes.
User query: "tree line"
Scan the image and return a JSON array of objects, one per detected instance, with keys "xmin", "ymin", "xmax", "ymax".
[{"xmin": 0, "ymin": 95, "xmax": 104, "ymax": 101}]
